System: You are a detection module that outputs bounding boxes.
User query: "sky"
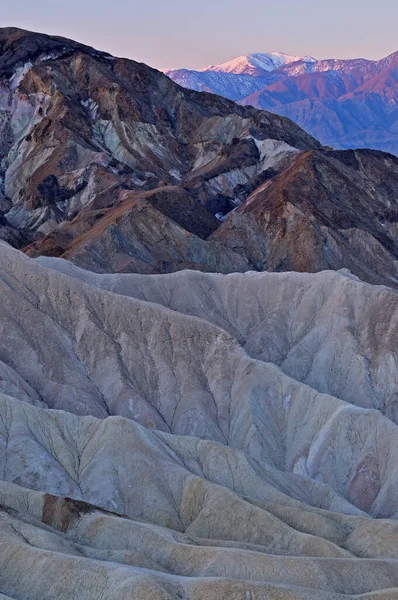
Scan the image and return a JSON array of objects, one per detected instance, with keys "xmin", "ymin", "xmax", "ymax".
[{"xmin": 2, "ymin": 0, "xmax": 398, "ymax": 70}]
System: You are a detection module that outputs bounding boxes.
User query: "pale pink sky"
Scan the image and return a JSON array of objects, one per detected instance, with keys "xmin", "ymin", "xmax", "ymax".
[{"xmin": 3, "ymin": 0, "xmax": 397, "ymax": 70}]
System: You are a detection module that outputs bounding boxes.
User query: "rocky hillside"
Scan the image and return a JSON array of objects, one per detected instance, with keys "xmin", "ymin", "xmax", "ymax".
[
  {"xmin": 0, "ymin": 27, "xmax": 317, "ymax": 269},
  {"xmin": 1, "ymin": 29, "xmax": 398, "ymax": 286},
  {"xmin": 166, "ymin": 50, "xmax": 398, "ymax": 155},
  {"xmin": 2, "ymin": 28, "xmax": 398, "ymax": 599},
  {"xmin": 212, "ymin": 148, "xmax": 398, "ymax": 287},
  {"xmin": 0, "ymin": 242, "xmax": 398, "ymax": 598}
]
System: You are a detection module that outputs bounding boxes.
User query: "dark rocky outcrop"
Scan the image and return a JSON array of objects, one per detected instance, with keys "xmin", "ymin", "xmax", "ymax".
[{"xmin": 212, "ymin": 149, "xmax": 398, "ymax": 286}]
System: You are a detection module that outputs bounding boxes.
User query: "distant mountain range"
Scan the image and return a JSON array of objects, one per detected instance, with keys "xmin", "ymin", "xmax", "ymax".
[{"xmin": 164, "ymin": 51, "xmax": 398, "ymax": 155}]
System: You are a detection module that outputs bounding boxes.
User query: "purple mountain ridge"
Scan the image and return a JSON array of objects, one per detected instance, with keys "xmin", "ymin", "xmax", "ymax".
[{"xmin": 165, "ymin": 51, "xmax": 398, "ymax": 155}]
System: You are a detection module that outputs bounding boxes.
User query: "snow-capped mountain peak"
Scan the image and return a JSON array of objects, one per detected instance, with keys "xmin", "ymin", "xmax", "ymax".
[{"xmin": 199, "ymin": 52, "xmax": 317, "ymax": 75}]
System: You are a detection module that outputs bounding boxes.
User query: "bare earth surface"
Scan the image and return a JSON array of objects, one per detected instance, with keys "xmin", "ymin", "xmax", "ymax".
[{"xmin": 0, "ymin": 242, "xmax": 396, "ymax": 598}]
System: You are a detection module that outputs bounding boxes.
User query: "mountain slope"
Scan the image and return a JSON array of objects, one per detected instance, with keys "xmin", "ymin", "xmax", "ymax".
[
  {"xmin": 0, "ymin": 27, "xmax": 322, "ymax": 272},
  {"xmin": 2, "ymin": 28, "xmax": 398, "ymax": 287},
  {"xmin": 241, "ymin": 63, "xmax": 398, "ymax": 154},
  {"xmin": 211, "ymin": 148, "xmax": 398, "ymax": 287},
  {"xmin": 166, "ymin": 51, "xmax": 398, "ymax": 155}
]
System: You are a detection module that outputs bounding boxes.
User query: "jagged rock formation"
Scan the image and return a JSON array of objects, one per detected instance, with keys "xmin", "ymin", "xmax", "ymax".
[
  {"xmin": 0, "ymin": 242, "xmax": 396, "ymax": 597},
  {"xmin": 2, "ymin": 29, "xmax": 398, "ymax": 288},
  {"xmin": 212, "ymin": 148, "xmax": 398, "ymax": 287},
  {"xmin": 0, "ymin": 27, "xmax": 316, "ymax": 270}
]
